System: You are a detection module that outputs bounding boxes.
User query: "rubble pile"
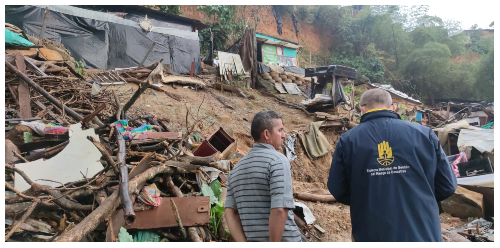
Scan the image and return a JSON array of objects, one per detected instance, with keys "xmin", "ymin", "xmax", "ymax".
[{"xmin": 4, "ymin": 24, "xmax": 240, "ymax": 242}]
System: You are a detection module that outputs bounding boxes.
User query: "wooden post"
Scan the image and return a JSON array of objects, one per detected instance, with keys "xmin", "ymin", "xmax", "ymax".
[
  {"xmin": 445, "ymin": 103, "xmax": 451, "ymax": 120},
  {"xmin": 138, "ymin": 42, "xmax": 156, "ymax": 69},
  {"xmin": 190, "ymin": 61, "xmax": 195, "ymax": 78},
  {"xmin": 15, "ymin": 53, "xmax": 32, "ymax": 119},
  {"xmin": 350, "ymin": 80, "xmax": 355, "ymax": 121},
  {"xmin": 39, "ymin": 8, "xmax": 50, "ymax": 40},
  {"xmin": 252, "ymin": 29, "xmax": 258, "ymax": 89}
]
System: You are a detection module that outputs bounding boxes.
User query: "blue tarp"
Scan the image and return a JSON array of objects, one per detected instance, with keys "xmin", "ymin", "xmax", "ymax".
[{"xmin": 5, "ymin": 29, "xmax": 35, "ymax": 47}]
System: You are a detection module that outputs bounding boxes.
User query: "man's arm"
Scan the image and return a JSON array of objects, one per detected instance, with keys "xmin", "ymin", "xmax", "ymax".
[
  {"xmin": 225, "ymin": 208, "xmax": 247, "ymax": 242},
  {"xmin": 431, "ymin": 132, "xmax": 457, "ymax": 201},
  {"xmin": 269, "ymin": 208, "xmax": 288, "ymax": 242},
  {"xmin": 327, "ymin": 139, "xmax": 350, "ymax": 205},
  {"xmin": 268, "ymin": 157, "xmax": 295, "ymax": 242}
]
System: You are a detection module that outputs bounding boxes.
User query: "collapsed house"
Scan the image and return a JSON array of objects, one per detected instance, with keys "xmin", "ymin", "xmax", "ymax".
[{"xmin": 5, "ymin": 5, "xmax": 207, "ymax": 74}]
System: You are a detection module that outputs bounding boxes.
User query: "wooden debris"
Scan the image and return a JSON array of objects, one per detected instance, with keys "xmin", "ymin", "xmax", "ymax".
[{"xmin": 293, "ymin": 192, "xmax": 336, "ymax": 203}]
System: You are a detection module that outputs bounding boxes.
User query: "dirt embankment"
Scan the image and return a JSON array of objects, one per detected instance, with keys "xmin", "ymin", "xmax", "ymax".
[{"xmin": 180, "ymin": 5, "xmax": 329, "ymax": 55}]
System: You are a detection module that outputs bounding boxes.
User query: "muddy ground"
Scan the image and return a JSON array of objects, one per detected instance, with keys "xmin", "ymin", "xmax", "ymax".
[{"xmin": 111, "ymin": 82, "xmax": 467, "ymax": 241}]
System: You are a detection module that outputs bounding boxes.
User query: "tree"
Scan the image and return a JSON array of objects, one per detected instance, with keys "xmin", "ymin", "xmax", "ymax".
[
  {"xmin": 402, "ymin": 42, "xmax": 452, "ymax": 104},
  {"xmin": 475, "ymin": 49, "xmax": 494, "ymax": 101}
]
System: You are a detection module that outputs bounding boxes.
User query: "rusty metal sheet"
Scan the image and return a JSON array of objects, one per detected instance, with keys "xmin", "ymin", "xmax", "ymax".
[
  {"xmin": 106, "ymin": 196, "xmax": 210, "ymax": 241},
  {"xmin": 128, "ymin": 196, "xmax": 210, "ymax": 229},
  {"xmin": 193, "ymin": 127, "xmax": 236, "ymax": 159},
  {"xmin": 15, "ymin": 53, "xmax": 32, "ymax": 119}
]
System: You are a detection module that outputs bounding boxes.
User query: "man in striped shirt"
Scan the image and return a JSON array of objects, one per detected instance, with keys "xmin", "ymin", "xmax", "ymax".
[{"xmin": 224, "ymin": 111, "xmax": 302, "ymax": 242}]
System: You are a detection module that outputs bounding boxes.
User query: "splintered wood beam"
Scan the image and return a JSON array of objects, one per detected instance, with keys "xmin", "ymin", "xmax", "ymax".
[{"xmin": 15, "ymin": 53, "xmax": 32, "ymax": 119}]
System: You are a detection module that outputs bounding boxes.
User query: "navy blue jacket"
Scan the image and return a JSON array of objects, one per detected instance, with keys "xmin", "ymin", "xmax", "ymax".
[{"xmin": 327, "ymin": 110, "xmax": 457, "ymax": 242}]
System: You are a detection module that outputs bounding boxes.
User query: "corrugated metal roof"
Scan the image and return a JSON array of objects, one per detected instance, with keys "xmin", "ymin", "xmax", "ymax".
[{"xmin": 368, "ymin": 83, "xmax": 421, "ymax": 104}]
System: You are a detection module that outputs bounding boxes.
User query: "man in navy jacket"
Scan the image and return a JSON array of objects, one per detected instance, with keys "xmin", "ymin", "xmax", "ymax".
[{"xmin": 327, "ymin": 89, "xmax": 457, "ymax": 242}]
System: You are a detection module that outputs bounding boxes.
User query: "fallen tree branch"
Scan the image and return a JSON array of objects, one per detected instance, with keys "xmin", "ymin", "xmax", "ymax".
[
  {"xmin": 178, "ymin": 154, "xmax": 217, "ymax": 166},
  {"xmin": 207, "ymin": 90, "xmax": 234, "ymax": 110},
  {"xmin": 114, "ymin": 127, "xmax": 135, "ymax": 226},
  {"xmin": 86, "ymin": 136, "xmax": 119, "ymax": 174},
  {"xmin": 5, "ymin": 61, "xmax": 84, "ymax": 122},
  {"xmin": 32, "ymin": 184, "xmax": 94, "ymax": 211},
  {"xmin": 124, "ymin": 77, "xmax": 181, "ymax": 102},
  {"xmin": 122, "ymin": 78, "xmax": 151, "ymax": 115},
  {"xmin": 132, "ymin": 140, "xmax": 169, "ymax": 152},
  {"xmin": 165, "ymin": 175, "xmax": 202, "ymax": 242},
  {"xmin": 293, "ymin": 192, "xmax": 336, "ymax": 203},
  {"xmin": 170, "ymin": 198, "xmax": 187, "ymax": 240},
  {"xmin": 112, "ymin": 90, "xmax": 123, "ymax": 122}
]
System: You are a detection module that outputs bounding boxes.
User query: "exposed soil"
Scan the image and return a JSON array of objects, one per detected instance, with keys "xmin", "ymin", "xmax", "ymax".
[{"xmin": 180, "ymin": 5, "xmax": 326, "ymax": 54}]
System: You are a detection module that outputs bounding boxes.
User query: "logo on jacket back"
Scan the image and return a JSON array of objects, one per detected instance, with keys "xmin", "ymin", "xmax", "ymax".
[{"xmin": 377, "ymin": 141, "xmax": 394, "ymax": 166}]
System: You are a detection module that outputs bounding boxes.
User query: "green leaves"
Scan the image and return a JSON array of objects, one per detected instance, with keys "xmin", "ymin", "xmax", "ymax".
[
  {"xmin": 209, "ymin": 180, "xmax": 222, "ymax": 199},
  {"xmin": 209, "ymin": 200, "xmax": 226, "ymax": 238},
  {"xmin": 200, "ymin": 180, "xmax": 223, "ymax": 205},
  {"xmin": 117, "ymin": 227, "xmax": 133, "ymax": 242},
  {"xmin": 200, "ymin": 183, "xmax": 217, "ymax": 205}
]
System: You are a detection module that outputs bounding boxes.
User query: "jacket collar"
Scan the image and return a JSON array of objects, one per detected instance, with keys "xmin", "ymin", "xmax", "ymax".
[{"xmin": 360, "ymin": 109, "xmax": 401, "ymax": 123}]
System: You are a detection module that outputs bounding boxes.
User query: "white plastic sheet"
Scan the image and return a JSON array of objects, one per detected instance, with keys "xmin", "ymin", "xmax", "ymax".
[
  {"xmin": 295, "ymin": 202, "xmax": 316, "ymax": 224},
  {"xmin": 457, "ymin": 129, "xmax": 494, "ymax": 153},
  {"xmin": 15, "ymin": 123, "xmax": 103, "ymax": 191}
]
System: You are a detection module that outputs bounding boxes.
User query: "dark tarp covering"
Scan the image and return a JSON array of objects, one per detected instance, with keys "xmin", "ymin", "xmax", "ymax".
[
  {"xmin": 292, "ymin": 13, "xmax": 299, "ymax": 38},
  {"xmin": 283, "ymin": 66, "xmax": 305, "ymax": 76},
  {"xmin": 240, "ymin": 29, "xmax": 255, "ymax": 72},
  {"xmin": 333, "ymin": 77, "xmax": 348, "ymax": 106},
  {"xmin": 5, "ymin": 5, "xmax": 201, "ymax": 74},
  {"xmin": 272, "ymin": 6, "xmax": 283, "ymax": 35},
  {"xmin": 224, "ymin": 29, "xmax": 255, "ymax": 72},
  {"xmin": 258, "ymin": 62, "xmax": 270, "ymax": 74}
]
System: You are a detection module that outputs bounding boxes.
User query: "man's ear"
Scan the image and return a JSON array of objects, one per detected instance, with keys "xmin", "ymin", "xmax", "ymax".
[
  {"xmin": 392, "ymin": 105, "xmax": 396, "ymax": 111},
  {"xmin": 262, "ymin": 129, "xmax": 270, "ymax": 140}
]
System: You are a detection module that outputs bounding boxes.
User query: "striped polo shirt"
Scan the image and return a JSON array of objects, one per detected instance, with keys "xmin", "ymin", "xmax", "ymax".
[{"xmin": 225, "ymin": 142, "xmax": 301, "ymax": 242}]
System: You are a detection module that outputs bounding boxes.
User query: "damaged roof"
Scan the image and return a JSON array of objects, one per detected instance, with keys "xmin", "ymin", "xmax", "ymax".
[
  {"xmin": 256, "ymin": 33, "xmax": 302, "ymax": 50},
  {"xmin": 367, "ymin": 83, "xmax": 422, "ymax": 104}
]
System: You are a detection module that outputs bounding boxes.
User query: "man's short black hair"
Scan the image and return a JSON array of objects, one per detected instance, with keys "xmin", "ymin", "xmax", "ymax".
[{"xmin": 250, "ymin": 111, "xmax": 282, "ymax": 141}]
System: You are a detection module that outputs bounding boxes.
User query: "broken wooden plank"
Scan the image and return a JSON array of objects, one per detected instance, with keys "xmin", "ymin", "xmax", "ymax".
[
  {"xmin": 293, "ymin": 192, "xmax": 336, "ymax": 203},
  {"xmin": 81, "ymin": 104, "xmax": 105, "ymax": 127},
  {"xmin": 32, "ymin": 100, "xmax": 65, "ymax": 124},
  {"xmin": 124, "ymin": 77, "xmax": 181, "ymax": 102},
  {"xmin": 15, "ymin": 52, "xmax": 32, "ymax": 119},
  {"xmin": 130, "ymin": 132, "xmax": 182, "ymax": 145}
]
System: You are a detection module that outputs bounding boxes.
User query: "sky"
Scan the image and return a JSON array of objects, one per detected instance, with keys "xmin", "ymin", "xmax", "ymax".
[{"xmin": 426, "ymin": 3, "xmax": 495, "ymax": 30}]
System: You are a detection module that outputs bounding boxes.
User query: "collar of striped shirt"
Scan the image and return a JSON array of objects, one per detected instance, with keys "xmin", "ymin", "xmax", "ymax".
[{"xmin": 253, "ymin": 142, "xmax": 276, "ymax": 150}]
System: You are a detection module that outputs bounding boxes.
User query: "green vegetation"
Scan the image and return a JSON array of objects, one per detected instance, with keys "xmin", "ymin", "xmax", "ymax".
[
  {"xmin": 197, "ymin": 5, "xmax": 245, "ymax": 55},
  {"xmin": 200, "ymin": 180, "xmax": 227, "ymax": 240},
  {"xmin": 155, "ymin": 5, "xmax": 181, "ymax": 15},
  {"xmin": 194, "ymin": 5, "xmax": 492, "ymax": 103},
  {"xmin": 74, "ymin": 61, "xmax": 85, "ymax": 77},
  {"xmin": 285, "ymin": 5, "xmax": 493, "ymax": 104}
]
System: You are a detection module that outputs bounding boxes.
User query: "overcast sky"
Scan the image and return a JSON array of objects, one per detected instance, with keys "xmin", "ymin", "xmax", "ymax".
[{"xmin": 426, "ymin": 3, "xmax": 495, "ymax": 30}]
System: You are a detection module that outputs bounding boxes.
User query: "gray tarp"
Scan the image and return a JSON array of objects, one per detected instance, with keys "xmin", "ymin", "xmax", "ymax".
[{"xmin": 5, "ymin": 5, "xmax": 201, "ymax": 74}]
